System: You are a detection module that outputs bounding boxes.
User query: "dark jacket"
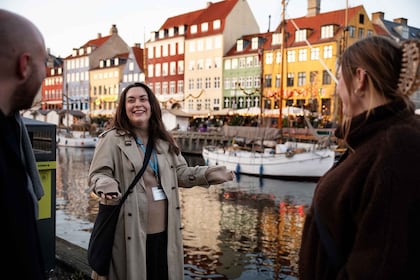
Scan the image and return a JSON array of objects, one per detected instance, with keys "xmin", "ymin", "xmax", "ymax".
[
  {"xmin": 0, "ymin": 112, "xmax": 46, "ymax": 279},
  {"xmin": 299, "ymin": 100, "xmax": 420, "ymax": 279}
]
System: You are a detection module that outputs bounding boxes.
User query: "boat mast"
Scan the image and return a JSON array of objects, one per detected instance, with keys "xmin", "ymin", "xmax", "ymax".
[{"xmin": 278, "ymin": 0, "xmax": 286, "ymax": 129}]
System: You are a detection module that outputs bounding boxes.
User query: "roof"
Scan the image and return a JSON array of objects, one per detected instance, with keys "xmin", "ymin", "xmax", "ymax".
[
  {"xmin": 156, "ymin": 0, "xmax": 238, "ymax": 40},
  {"xmin": 277, "ymin": 5, "xmax": 365, "ymax": 47},
  {"xmin": 225, "ymin": 32, "xmax": 273, "ymax": 57},
  {"xmin": 65, "ymin": 35, "xmax": 112, "ymax": 59},
  {"xmin": 381, "ymin": 19, "xmax": 420, "ymax": 40}
]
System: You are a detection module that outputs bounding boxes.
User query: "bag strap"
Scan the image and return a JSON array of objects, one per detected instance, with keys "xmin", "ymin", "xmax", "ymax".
[
  {"xmin": 120, "ymin": 138, "xmax": 153, "ymax": 204},
  {"xmin": 313, "ymin": 203, "xmax": 344, "ymax": 270}
]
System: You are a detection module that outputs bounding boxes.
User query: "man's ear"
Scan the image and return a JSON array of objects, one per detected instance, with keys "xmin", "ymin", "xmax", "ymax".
[{"xmin": 17, "ymin": 53, "xmax": 31, "ymax": 79}]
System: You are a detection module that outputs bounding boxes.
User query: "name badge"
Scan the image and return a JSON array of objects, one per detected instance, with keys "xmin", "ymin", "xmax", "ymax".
[{"xmin": 152, "ymin": 186, "xmax": 167, "ymax": 201}]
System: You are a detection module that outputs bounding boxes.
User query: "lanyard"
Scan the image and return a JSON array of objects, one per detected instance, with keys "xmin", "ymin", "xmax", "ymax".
[{"xmin": 135, "ymin": 137, "xmax": 159, "ymax": 177}]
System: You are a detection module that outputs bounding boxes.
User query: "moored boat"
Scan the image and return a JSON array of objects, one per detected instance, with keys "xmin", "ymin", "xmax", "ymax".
[
  {"xmin": 56, "ymin": 129, "xmax": 97, "ymax": 148},
  {"xmin": 203, "ymin": 141, "xmax": 335, "ymax": 180}
]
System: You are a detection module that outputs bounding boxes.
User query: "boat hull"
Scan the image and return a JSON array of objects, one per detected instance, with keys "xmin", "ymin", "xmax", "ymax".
[
  {"xmin": 56, "ymin": 135, "xmax": 98, "ymax": 148},
  {"xmin": 202, "ymin": 143, "xmax": 335, "ymax": 180}
]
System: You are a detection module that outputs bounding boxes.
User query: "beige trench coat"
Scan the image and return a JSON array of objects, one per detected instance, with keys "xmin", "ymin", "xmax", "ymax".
[{"xmin": 88, "ymin": 129, "xmax": 211, "ymax": 280}]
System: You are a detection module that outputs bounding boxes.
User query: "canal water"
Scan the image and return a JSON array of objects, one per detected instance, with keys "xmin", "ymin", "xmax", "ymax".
[{"xmin": 55, "ymin": 147, "xmax": 316, "ymax": 280}]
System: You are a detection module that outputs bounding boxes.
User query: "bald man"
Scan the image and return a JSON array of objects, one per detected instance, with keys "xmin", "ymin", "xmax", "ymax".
[{"xmin": 0, "ymin": 9, "xmax": 48, "ymax": 279}]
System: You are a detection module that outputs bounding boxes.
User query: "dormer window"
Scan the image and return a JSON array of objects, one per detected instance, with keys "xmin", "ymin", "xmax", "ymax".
[
  {"xmin": 191, "ymin": 25, "xmax": 197, "ymax": 34},
  {"xmin": 179, "ymin": 25, "xmax": 185, "ymax": 35},
  {"xmin": 169, "ymin": 27, "xmax": 174, "ymax": 37},
  {"xmin": 251, "ymin": 37, "xmax": 259, "ymax": 50},
  {"xmin": 272, "ymin": 32, "xmax": 282, "ymax": 45},
  {"xmin": 236, "ymin": 39, "xmax": 244, "ymax": 52},
  {"xmin": 99, "ymin": 60, "xmax": 104, "ymax": 68},
  {"xmin": 201, "ymin": 22, "xmax": 208, "ymax": 32},
  {"xmin": 213, "ymin": 19, "xmax": 221, "ymax": 29},
  {"xmin": 295, "ymin": 29, "xmax": 307, "ymax": 42},
  {"xmin": 321, "ymin": 25, "xmax": 334, "ymax": 39}
]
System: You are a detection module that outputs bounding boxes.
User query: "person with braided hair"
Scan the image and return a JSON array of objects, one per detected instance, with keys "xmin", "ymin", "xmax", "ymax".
[{"xmin": 299, "ymin": 36, "xmax": 420, "ymax": 279}]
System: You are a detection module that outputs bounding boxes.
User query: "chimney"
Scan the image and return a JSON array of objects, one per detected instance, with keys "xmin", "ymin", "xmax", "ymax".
[
  {"xmin": 110, "ymin": 24, "xmax": 118, "ymax": 35},
  {"xmin": 97, "ymin": 33, "xmax": 102, "ymax": 38},
  {"xmin": 206, "ymin": 2, "xmax": 212, "ymax": 8},
  {"xmin": 134, "ymin": 43, "xmax": 141, "ymax": 48},
  {"xmin": 371, "ymin": 12, "xmax": 385, "ymax": 23},
  {"xmin": 307, "ymin": 0, "xmax": 320, "ymax": 17},
  {"xmin": 394, "ymin": 17, "xmax": 408, "ymax": 26}
]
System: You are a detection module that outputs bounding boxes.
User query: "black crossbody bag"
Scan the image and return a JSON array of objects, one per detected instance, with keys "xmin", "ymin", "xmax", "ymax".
[{"xmin": 88, "ymin": 139, "xmax": 153, "ymax": 276}]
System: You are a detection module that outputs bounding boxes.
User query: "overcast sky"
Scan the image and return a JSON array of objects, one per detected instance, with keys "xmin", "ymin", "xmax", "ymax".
[{"xmin": 3, "ymin": 0, "xmax": 419, "ymax": 57}]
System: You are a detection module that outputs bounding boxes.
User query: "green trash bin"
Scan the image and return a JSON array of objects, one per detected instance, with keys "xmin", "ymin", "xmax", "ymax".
[{"xmin": 24, "ymin": 117, "xmax": 56, "ymax": 274}]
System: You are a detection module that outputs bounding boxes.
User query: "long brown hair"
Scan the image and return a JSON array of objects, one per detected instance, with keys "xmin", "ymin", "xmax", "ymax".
[
  {"xmin": 112, "ymin": 82, "xmax": 180, "ymax": 154},
  {"xmin": 338, "ymin": 36, "xmax": 419, "ymax": 141}
]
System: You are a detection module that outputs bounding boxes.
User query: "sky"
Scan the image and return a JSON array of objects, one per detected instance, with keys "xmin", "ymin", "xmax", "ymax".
[{"xmin": 2, "ymin": 0, "xmax": 420, "ymax": 57}]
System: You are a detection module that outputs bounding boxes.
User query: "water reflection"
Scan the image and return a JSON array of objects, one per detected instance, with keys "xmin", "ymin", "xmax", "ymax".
[{"xmin": 56, "ymin": 147, "xmax": 316, "ymax": 279}]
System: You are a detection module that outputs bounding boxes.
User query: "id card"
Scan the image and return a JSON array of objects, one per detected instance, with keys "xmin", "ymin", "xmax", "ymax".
[{"xmin": 152, "ymin": 186, "xmax": 167, "ymax": 201}]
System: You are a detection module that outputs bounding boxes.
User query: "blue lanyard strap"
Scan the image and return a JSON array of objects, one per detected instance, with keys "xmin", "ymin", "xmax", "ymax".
[{"xmin": 135, "ymin": 137, "xmax": 159, "ymax": 176}]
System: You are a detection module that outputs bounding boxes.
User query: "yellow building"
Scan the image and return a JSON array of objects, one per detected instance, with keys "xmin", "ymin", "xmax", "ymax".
[{"xmin": 263, "ymin": 4, "xmax": 377, "ymax": 123}]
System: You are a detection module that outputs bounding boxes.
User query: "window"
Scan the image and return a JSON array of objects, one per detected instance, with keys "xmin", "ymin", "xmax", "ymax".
[
  {"xmin": 323, "ymin": 45, "xmax": 333, "ymax": 59},
  {"xmin": 358, "ymin": 28, "xmax": 364, "ymax": 38},
  {"xmin": 264, "ymin": 74, "xmax": 272, "ymax": 87},
  {"xmin": 295, "ymin": 29, "xmax": 307, "ymax": 42},
  {"xmin": 275, "ymin": 74, "xmax": 281, "ymax": 87},
  {"xmin": 177, "ymin": 80, "xmax": 183, "ymax": 93},
  {"xmin": 170, "ymin": 81, "xmax": 175, "ymax": 94},
  {"xmin": 178, "ymin": 61, "xmax": 184, "ymax": 74},
  {"xmin": 276, "ymin": 51, "xmax": 281, "ymax": 64},
  {"xmin": 191, "ymin": 25, "xmax": 197, "ymax": 34},
  {"xmin": 162, "ymin": 62, "xmax": 168, "ymax": 76},
  {"xmin": 162, "ymin": 44, "xmax": 168, "ymax": 56},
  {"xmin": 201, "ymin": 22, "xmax": 208, "ymax": 32},
  {"xmin": 155, "ymin": 64, "xmax": 161, "ymax": 76},
  {"xmin": 348, "ymin": 26, "xmax": 356, "ymax": 38},
  {"xmin": 205, "ymin": 77, "xmax": 211, "ymax": 88},
  {"xmin": 322, "ymin": 70, "xmax": 331, "ymax": 85},
  {"xmin": 156, "ymin": 46, "xmax": 161, "ymax": 58},
  {"xmin": 214, "ymin": 77, "xmax": 221, "ymax": 88},
  {"xmin": 359, "ymin": 14, "xmax": 364, "ymax": 24},
  {"xmin": 148, "ymin": 65, "xmax": 153, "ymax": 77},
  {"xmin": 287, "ymin": 50, "xmax": 296, "ymax": 63},
  {"xmin": 239, "ymin": 57, "xmax": 246, "ymax": 68},
  {"xmin": 231, "ymin": 58, "xmax": 238, "ymax": 69},
  {"xmin": 170, "ymin": 42, "xmax": 176, "ymax": 55},
  {"xmin": 197, "ymin": 39, "xmax": 203, "ymax": 51},
  {"xmin": 297, "ymin": 72, "xmax": 306, "ymax": 86},
  {"xmin": 170, "ymin": 62, "xmax": 176, "ymax": 75},
  {"xmin": 265, "ymin": 53, "xmax": 273, "ymax": 64},
  {"xmin": 213, "ymin": 19, "xmax": 221, "ymax": 29},
  {"xmin": 236, "ymin": 39, "xmax": 244, "ymax": 52},
  {"xmin": 298, "ymin": 49, "xmax": 307, "ymax": 62},
  {"xmin": 311, "ymin": 47, "xmax": 320, "ymax": 60},
  {"xmin": 224, "ymin": 59, "xmax": 231, "ymax": 70},
  {"xmin": 287, "ymin": 73, "xmax": 294, "ymax": 86},
  {"xmin": 321, "ymin": 25, "xmax": 334, "ymax": 39},
  {"xmin": 251, "ymin": 37, "xmax": 259, "ymax": 49}
]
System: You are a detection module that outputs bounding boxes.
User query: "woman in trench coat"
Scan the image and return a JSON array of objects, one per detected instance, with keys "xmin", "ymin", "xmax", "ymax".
[{"xmin": 88, "ymin": 82, "xmax": 234, "ymax": 280}]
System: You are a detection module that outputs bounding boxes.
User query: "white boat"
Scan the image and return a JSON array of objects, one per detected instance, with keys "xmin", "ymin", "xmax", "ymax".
[
  {"xmin": 56, "ymin": 129, "xmax": 98, "ymax": 148},
  {"xmin": 202, "ymin": 126, "xmax": 335, "ymax": 180}
]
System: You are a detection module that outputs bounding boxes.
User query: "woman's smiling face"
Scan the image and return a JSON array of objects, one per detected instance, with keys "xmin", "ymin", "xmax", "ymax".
[{"xmin": 125, "ymin": 86, "xmax": 151, "ymax": 128}]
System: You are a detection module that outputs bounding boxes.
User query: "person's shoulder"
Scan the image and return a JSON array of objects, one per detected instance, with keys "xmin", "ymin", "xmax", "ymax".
[{"xmin": 98, "ymin": 127, "xmax": 117, "ymax": 138}]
